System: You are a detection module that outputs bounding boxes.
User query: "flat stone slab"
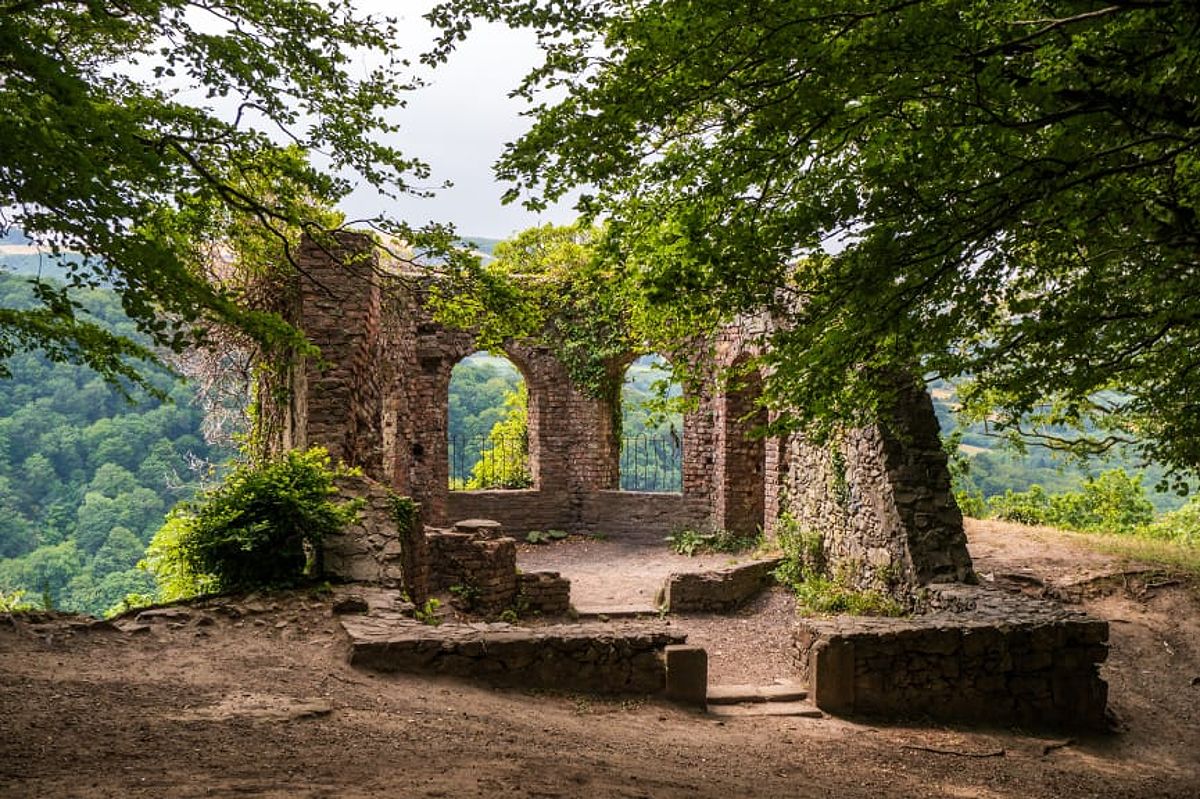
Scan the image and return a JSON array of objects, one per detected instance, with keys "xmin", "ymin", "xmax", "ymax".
[
  {"xmin": 343, "ymin": 615, "xmax": 686, "ymax": 694},
  {"xmin": 707, "ymin": 682, "xmax": 808, "ymax": 705},
  {"xmin": 574, "ymin": 604, "xmax": 660, "ymax": 619},
  {"xmin": 708, "ymin": 701, "xmax": 823, "ymax": 718},
  {"xmin": 662, "ymin": 557, "xmax": 783, "ymax": 613}
]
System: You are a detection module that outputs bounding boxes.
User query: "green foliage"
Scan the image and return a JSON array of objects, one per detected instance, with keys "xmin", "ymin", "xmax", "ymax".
[
  {"xmin": 414, "ymin": 597, "xmax": 443, "ymax": 626},
  {"xmin": 524, "ymin": 529, "xmax": 568, "ymax": 545},
  {"xmin": 388, "ymin": 494, "xmax": 420, "ymax": 539},
  {"xmin": 465, "ymin": 384, "xmax": 532, "ymax": 489},
  {"xmin": 432, "ymin": 0, "xmax": 1200, "ymax": 481},
  {"xmin": 0, "ymin": 273, "xmax": 231, "ymax": 616},
  {"xmin": 665, "ymin": 527, "xmax": 761, "ymax": 557},
  {"xmin": 1, "ymin": 1, "xmax": 466, "ymax": 387},
  {"xmin": 789, "ymin": 572, "xmax": 907, "ymax": 618},
  {"xmin": 1143, "ymin": 497, "xmax": 1200, "ymax": 546},
  {"xmin": 988, "ymin": 469, "xmax": 1155, "ymax": 534},
  {"xmin": 143, "ymin": 448, "xmax": 359, "ymax": 598},
  {"xmin": 0, "ymin": 589, "xmax": 36, "ymax": 613},
  {"xmin": 433, "ymin": 224, "xmax": 638, "ymax": 399},
  {"xmin": 771, "ymin": 513, "xmax": 825, "ymax": 588},
  {"xmin": 771, "ymin": 513, "xmax": 903, "ymax": 616}
]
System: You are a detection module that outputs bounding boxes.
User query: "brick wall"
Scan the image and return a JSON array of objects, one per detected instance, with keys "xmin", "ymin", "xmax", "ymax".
[{"xmin": 277, "ymin": 233, "xmax": 973, "ymax": 600}]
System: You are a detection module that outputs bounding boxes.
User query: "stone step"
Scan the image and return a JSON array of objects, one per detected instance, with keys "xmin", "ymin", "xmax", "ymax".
[
  {"xmin": 706, "ymin": 683, "xmax": 808, "ymax": 705},
  {"xmin": 574, "ymin": 605, "xmax": 661, "ymax": 620},
  {"xmin": 707, "ymin": 701, "xmax": 823, "ymax": 719}
]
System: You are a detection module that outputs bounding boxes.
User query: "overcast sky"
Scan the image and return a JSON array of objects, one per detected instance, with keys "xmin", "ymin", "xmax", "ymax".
[{"xmin": 342, "ymin": 3, "xmax": 577, "ymax": 239}]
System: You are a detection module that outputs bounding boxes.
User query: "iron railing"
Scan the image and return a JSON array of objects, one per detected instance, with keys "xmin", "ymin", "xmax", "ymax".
[
  {"xmin": 448, "ymin": 433, "xmax": 682, "ymax": 492},
  {"xmin": 619, "ymin": 434, "xmax": 682, "ymax": 493},
  {"xmin": 448, "ymin": 434, "xmax": 531, "ymax": 490}
]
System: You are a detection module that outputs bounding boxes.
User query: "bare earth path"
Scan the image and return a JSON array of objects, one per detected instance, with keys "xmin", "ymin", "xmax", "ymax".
[{"xmin": 2, "ymin": 519, "xmax": 1199, "ymax": 798}]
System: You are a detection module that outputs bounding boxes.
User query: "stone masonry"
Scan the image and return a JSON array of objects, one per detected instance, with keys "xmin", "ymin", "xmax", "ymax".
[
  {"xmin": 275, "ymin": 232, "xmax": 974, "ymax": 602},
  {"xmin": 793, "ymin": 585, "xmax": 1109, "ymax": 730}
]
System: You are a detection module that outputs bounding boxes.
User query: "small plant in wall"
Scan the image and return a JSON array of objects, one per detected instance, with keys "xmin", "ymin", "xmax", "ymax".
[
  {"xmin": 772, "ymin": 514, "xmax": 905, "ymax": 617},
  {"xmin": 665, "ymin": 527, "xmax": 762, "ymax": 556},
  {"xmin": 448, "ymin": 582, "xmax": 481, "ymax": 610},
  {"xmin": 524, "ymin": 529, "xmax": 569, "ymax": 545},
  {"xmin": 414, "ymin": 597, "xmax": 443, "ymax": 626}
]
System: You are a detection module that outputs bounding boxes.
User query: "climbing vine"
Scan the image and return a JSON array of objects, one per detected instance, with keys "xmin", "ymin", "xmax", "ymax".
[
  {"xmin": 388, "ymin": 494, "xmax": 421, "ymax": 540},
  {"xmin": 431, "ymin": 223, "xmax": 714, "ymax": 406}
]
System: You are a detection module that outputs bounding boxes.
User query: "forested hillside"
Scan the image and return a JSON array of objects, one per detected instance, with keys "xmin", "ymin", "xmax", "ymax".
[
  {"xmin": 929, "ymin": 380, "xmax": 1188, "ymax": 513},
  {"xmin": 0, "ymin": 235, "xmax": 1190, "ymax": 617},
  {"xmin": 0, "ymin": 270, "xmax": 227, "ymax": 615}
]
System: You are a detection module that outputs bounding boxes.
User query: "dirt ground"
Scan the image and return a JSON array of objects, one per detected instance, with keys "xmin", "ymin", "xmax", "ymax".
[{"xmin": 2, "ymin": 519, "xmax": 1199, "ymax": 798}]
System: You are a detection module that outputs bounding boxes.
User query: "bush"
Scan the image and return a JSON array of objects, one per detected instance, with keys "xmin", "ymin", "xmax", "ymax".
[
  {"xmin": 1142, "ymin": 496, "xmax": 1200, "ymax": 546},
  {"xmin": 987, "ymin": 470, "xmax": 1154, "ymax": 534},
  {"xmin": 772, "ymin": 514, "xmax": 904, "ymax": 617},
  {"xmin": 665, "ymin": 527, "xmax": 762, "ymax": 556},
  {"xmin": 143, "ymin": 447, "xmax": 360, "ymax": 599}
]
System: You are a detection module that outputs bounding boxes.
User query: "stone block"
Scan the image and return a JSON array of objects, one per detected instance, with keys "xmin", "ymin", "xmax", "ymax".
[{"xmin": 665, "ymin": 645, "xmax": 707, "ymax": 708}]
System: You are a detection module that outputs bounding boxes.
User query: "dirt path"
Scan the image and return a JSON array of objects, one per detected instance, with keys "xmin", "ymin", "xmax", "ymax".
[
  {"xmin": 516, "ymin": 530, "xmax": 756, "ymax": 611},
  {"xmin": 2, "ymin": 520, "xmax": 1198, "ymax": 798}
]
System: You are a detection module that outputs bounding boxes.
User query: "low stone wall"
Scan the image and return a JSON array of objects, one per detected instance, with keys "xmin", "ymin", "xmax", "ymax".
[
  {"xmin": 427, "ymin": 530, "xmax": 518, "ymax": 616},
  {"xmin": 661, "ymin": 558, "xmax": 782, "ymax": 612},
  {"xmin": 518, "ymin": 571, "xmax": 572, "ymax": 616},
  {"xmin": 446, "ymin": 490, "xmax": 567, "ymax": 535},
  {"xmin": 446, "ymin": 488, "xmax": 705, "ymax": 538},
  {"xmin": 344, "ymin": 615, "xmax": 685, "ymax": 693},
  {"xmin": 572, "ymin": 491, "xmax": 705, "ymax": 537},
  {"xmin": 792, "ymin": 585, "xmax": 1109, "ymax": 729}
]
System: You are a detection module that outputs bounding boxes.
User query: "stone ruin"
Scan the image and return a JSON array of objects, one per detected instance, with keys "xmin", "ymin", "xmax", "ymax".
[{"xmin": 267, "ymin": 233, "xmax": 1109, "ymax": 729}]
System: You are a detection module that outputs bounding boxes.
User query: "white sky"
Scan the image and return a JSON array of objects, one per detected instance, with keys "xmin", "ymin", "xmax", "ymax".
[{"xmin": 342, "ymin": 2, "xmax": 577, "ymax": 239}]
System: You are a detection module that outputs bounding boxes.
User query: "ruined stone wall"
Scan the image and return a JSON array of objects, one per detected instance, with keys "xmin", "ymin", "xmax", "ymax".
[
  {"xmin": 778, "ymin": 380, "xmax": 973, "ymax": 593},
  {"xmin": 282, "ymin": 232, "xmax": 973, "ymax": 601},
  {"xmin": 324, "ymin": 475, "xmax": 430, "ymax": 601},
  {"xmin": 792, "ymin": 585, "xmax": 1109, "ymax": 730},
  {"xmin": 426, "ymin": 530, "xmax": 519, "ymax": 616},
  {"xmin": 346, "ymin": 616, "xmax": 685, "ymax": 694}
]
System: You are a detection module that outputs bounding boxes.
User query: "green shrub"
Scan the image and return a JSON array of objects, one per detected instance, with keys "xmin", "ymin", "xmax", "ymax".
[
  {"xmin": 665, "ymin": 527, "xmax": 762, "ymax": 556},
  {"xmin": 988, "ymin": 484, "xmax": 1054, "ymax": 525},
  {"xmin": 790, "ymin": 572, "xmax": 906, "ymax": 617},
  {"xmin": 772, "ymin": 514, "xmax": 904, "ymax": 617},
  {"xmin": 988, "ymin": 470, "xmax": 1154, "ymax": 534},
  {"xmin": 0, "ymin": 589, "xmax": 37, "ymax": 613},
  {"xmin": 142, "ymin": 447, "xmax": 360, "ymax": 599},
  {"xmin": 1142, "ymin": 496, "xmax": 1200, "ymax": 545},
  {"xmin": 954, "ymin": 489, "xmax": 987, "ymax": 519}
]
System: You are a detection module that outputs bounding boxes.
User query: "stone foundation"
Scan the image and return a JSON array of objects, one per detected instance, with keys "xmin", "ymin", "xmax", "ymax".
[
  {"xmin": 660, "ymin": 558, "xmax": 782, "ymax": 613},
  {"xmin": 792, "ymin": 585, "xmax": 1109, "ymax": 730},
  {"xmin": 344, "ymin": 615, "xmax": 685, "ymax": 694},
  {"xmin": 518, "ymin": 571, "xmax": 572, "ymax": 616},
  {"xmin": 427, "ymin": 529, "xmax": 519, "ymax": 616}
]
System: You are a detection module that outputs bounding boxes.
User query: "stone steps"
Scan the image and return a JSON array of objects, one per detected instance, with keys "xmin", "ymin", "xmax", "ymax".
[
  {"xmin": 708, "ymin": 701, "xmax": 823, "ymax": 718},
  {"xmin": 706, "ymin": 682, "xmax": 808, "ymax": 704},
  {"xmin": 574, "ymin": 604, "xmax": 661, "ymax": 620},
  {"xmin": 705, "ymin": 680, "xmax": 821, "ymax": 718}
]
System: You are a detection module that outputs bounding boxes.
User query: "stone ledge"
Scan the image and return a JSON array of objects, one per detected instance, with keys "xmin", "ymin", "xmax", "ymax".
[
  {"xmin": 793, "ymin": 585, "xmax": 1109, "ymax": 730},
  {"xmin": 344, "ymin": 616, "xmax": 686, "ymax": 694},
  {"xmin": 661, "ymin": 557, "xmax": 782, "ymax": 613}
]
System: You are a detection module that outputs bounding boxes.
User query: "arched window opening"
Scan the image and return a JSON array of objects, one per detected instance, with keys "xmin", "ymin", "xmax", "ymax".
[
  {"xmin": 447, "ymin": 352, "xmax": 531, "ymax": 490},
  {"xmin": 619, "ymin": 354, "xmax": 683, "ymax": 492}
]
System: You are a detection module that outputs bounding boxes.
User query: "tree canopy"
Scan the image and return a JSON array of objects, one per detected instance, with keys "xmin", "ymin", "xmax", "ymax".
[
  {"xmin": 430, "ymin": 0, "xmax": 1200, "ymax": 479},
  {"xmin": 1, "ymin": 0, "xmax": 459, "ymax": 390}
]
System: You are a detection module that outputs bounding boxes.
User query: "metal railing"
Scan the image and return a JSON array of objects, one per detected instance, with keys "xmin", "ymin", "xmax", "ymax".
[
  {"xmin": 448, "ymin": 434, "xmax": 531, "ymax": 490},
  {"xmin": 447, "ymin": 434, "xmax": 682, "ymax": 492},
  {"xmin": 619, "ymin": 434, "xmax": 682, "ymax": 493}
]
